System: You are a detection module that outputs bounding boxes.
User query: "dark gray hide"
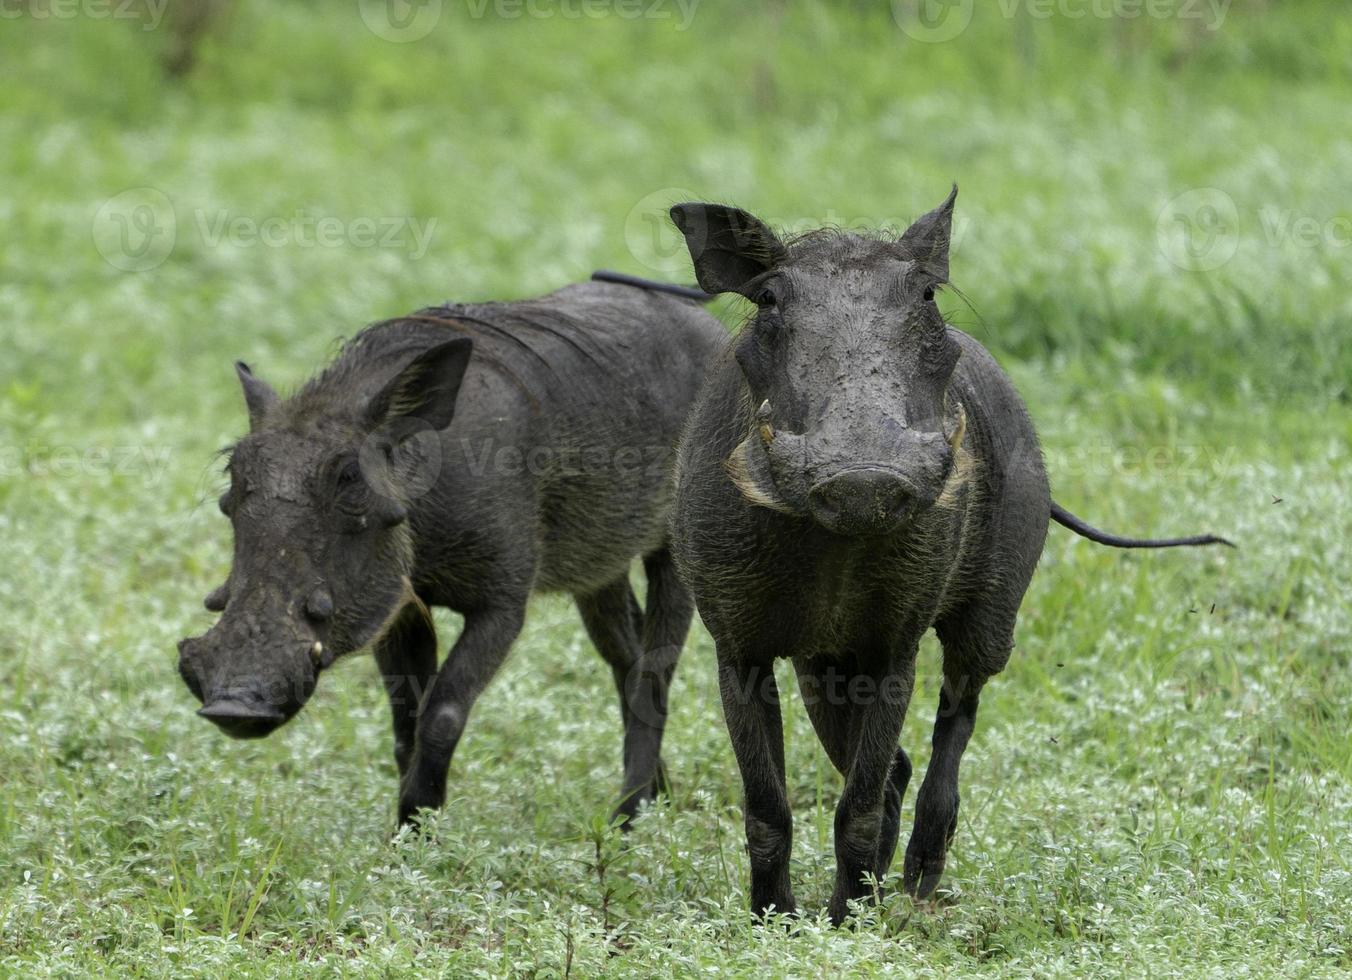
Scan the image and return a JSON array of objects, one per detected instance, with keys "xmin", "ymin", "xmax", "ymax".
[
  {"xmin": 178, "ymin": 278, "xmax": 727, "ymax": 826},
  {"xmin": 667, "ymin": 189, "xmax": 1228, "ymax": 922}
]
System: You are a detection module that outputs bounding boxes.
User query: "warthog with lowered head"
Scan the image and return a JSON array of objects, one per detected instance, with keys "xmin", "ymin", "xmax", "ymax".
[
  {"xmin": 667, "ymin": 188, "xmax": 1230, "ymax": 922},
  {"xmin": 178, "ymin": 275, "xmax": 726, "ymax": 827}
]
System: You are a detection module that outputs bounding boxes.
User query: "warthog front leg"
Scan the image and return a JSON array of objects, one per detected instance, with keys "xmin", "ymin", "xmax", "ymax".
[
  {"xmin": 718, "ymin": 652, "xmax": 795, "ymax": 919},
  {"xmin": 824, "ymin": 650, "xmax": 917, "ymax": 925},
  {"xmin": 398, "ymin": 604, "xmax": 525, "ymax": 827},
  {"xmin": 794, "ymin": 658, "xmax": 915, "ymax": 892}
]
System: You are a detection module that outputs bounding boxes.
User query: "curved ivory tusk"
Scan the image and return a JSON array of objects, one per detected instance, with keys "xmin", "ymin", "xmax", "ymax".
[
  {"xmin": 755, "ymin": 399, "xmax": 774, "ymax": 444},
  {"xmin": 947, "ymin": 402, "xmax": 967, "ymax": 454}
]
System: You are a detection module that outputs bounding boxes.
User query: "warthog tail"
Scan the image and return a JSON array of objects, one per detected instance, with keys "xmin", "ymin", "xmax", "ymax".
[
  {"xmin": 591, "ymin": 269, "xmax": 713, "ymax": 303},
  {"xmin": 1050, "ymin": 501, "xmax": 1234, "ymax": 549}
]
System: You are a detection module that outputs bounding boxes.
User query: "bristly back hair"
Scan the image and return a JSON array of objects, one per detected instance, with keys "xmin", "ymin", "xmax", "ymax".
[{"xmin": 288, "ymin": 308, "xmax": 543, "ymax": 416}]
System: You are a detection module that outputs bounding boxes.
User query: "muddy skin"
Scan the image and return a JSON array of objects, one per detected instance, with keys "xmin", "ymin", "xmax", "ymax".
[
  {"xmin": 178, "ymin": 277, "xmax": 727, "ymax": 828},
  {"xmin": 667, "ymin": 189, "xmax": 1229, "ymax": 923}
]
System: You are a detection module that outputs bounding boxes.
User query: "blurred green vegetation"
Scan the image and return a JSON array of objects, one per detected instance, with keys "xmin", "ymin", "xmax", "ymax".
[
  {"xmin": 2, "ymin": 0, "xmax": 1350, "ymax": 421},
  {"xmin": 1, "ymin": 1, "xmax": 1349, "ymax": 975}
]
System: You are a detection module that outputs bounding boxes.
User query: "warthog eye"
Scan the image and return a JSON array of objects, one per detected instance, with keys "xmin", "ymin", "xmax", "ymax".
[
  {"xmin": 923, "ymin": 286, "xmax": 936, "ymax": 302},
  {"xmin": 333, "ymin": 457, "xmax": 373, "ymax": 521},
  {"xmin": 753, "ymin": 285, "xmax": 778, "ymax": 308}
]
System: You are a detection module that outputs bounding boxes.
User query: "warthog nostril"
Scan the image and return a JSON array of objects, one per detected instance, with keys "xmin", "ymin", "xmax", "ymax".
[{"xmin": 808, "ymin": 469, "xmax": 914, "ymax": 535}]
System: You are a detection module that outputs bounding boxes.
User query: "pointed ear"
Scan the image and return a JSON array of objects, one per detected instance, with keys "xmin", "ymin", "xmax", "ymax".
[
  {"xmin": 898, "ymin": 184, "xmax": 958, "ymax": 280},
  {"xmin": 669, "ymin": 203, "xmax": 786, "ymax": 297},
  {"xmin": 235, "ymin": 361, "xmax": 279, "ymax": 430},
  {"xmin": 366, "ymin": 338, "xmax": 473, "ymax": 434}
]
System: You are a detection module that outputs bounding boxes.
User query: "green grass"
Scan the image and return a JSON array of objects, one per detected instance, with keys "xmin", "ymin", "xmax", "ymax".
[{"xmin": 1, "ymin": 1, "xmax": 1350, "ymax": 975}]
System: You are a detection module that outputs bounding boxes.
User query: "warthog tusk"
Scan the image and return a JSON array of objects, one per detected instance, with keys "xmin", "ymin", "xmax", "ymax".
[
  {"xmin": 756, "ymin": 399, "xmax": 774, "ymax": 444},
  {"xmin": 947, "ymin": 402, "xmax": 967, "ymax": 454},
  {"xmin": 310, "ymin": 641, "xmax": 324, "ymax": 665}
]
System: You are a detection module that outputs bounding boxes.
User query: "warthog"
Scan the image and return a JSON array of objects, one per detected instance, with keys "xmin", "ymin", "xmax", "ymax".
[
  {"xmin": 178, "ymin": 275, "xmax": 726, "ymax": 826},
  {"xmin": 667, "ymin": 188, "xmax": 1230, "ymax": 922}
]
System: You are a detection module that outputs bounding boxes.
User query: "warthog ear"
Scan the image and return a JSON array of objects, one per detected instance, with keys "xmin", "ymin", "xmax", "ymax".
[
  {"xmin": 366, "ymin": 337, "xmax": 473, "ymax": 435},
  {"xmin": 669, "ymin": 203, "xmax": 786, "ymax": 297},
  {"xmin": 234, "ymin": 361, "xmax": 279, "ymax": 430},
  {"xmin": 898, "ymin": 184, "xmax": 958, "ymax": 281}
]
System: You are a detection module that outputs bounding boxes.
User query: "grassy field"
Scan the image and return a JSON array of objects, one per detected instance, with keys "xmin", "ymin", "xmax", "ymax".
[{"xmin": 1, "ymin": 1, "xmax": 1350, "ymax": 975}]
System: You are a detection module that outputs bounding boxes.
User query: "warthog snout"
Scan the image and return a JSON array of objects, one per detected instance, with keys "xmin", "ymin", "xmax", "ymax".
[
  {"xmin": 177, "ymin": 627, "xmax": 317, "ymax": 739},
  {"xmin": 196, "ymin": 695, "xmax": 288, "ymax": 739},
  {"xmin": 808, "ymin": 467, "xmax": 917, "ymax": 535}
]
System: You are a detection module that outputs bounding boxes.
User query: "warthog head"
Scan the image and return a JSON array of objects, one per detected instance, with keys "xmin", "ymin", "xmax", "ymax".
[
  {"xmin": 671, "ymin": 188, "xmax": 967, "ymax": 536},
  {"xmin": 177, "ymin": 338, "xmax": 471, "ymax": 737}
]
